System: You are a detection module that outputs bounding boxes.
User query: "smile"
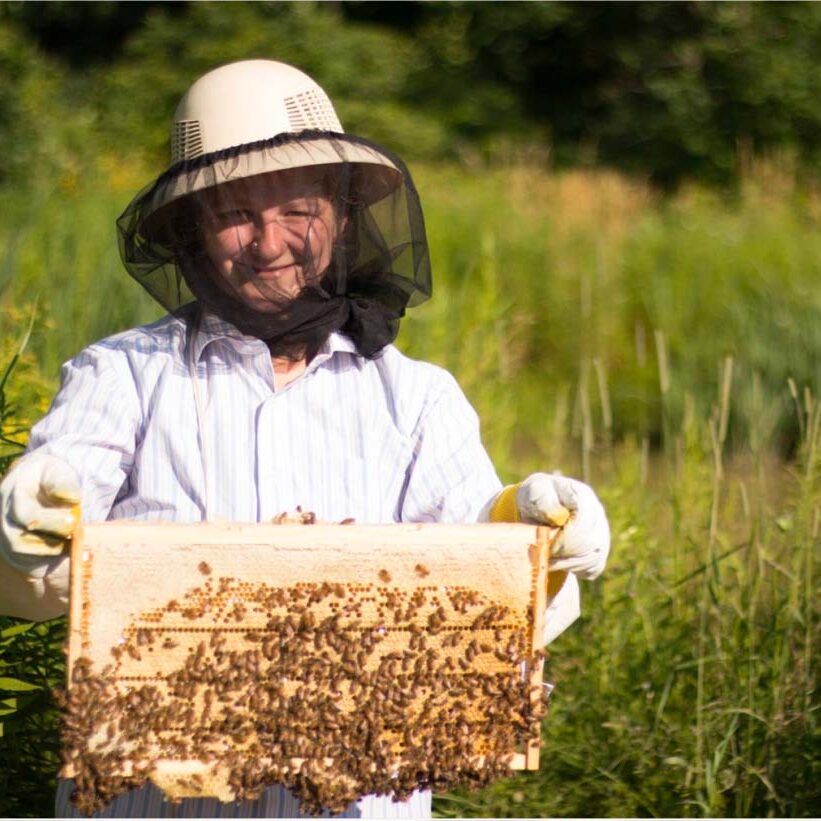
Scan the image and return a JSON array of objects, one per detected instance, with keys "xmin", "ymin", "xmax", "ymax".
[{"xmin": 250, "ymin": 264, "xmax": 298, "ymax": 279}]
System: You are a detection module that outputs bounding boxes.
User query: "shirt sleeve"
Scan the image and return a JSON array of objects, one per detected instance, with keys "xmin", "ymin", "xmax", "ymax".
[
  {"xmin": 399, "ymin": 372, "xmax": 502, "ymax": 523},
  {"xmin": 27, "ymin": 345, "xmax": 141, "ymax": 520},
  {"xmin": 0, "ymin": 346, "xmax": 141, "ymax": 620}
]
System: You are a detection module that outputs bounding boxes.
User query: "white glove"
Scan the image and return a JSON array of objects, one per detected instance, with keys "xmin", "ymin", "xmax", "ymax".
[
  {"xmin": 0, "ymin": 452, "xmax": 81, "ymax": 573},
  {"xmin": 516, "ymin": 472, "xmax": 610, "ymax": 579}
]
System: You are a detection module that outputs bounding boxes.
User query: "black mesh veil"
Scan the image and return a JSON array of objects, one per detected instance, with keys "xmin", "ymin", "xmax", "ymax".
[{"xmin": 117, "ymin": 131, "xmax": 431, "ymax": 359}]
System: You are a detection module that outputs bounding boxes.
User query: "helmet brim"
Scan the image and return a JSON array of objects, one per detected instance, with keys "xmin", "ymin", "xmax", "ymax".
[{"xmin": 136, "ymin": 133, "xmax": 403, "ymax": 245}]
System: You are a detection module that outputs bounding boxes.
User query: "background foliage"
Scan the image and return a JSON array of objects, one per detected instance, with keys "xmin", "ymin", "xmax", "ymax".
[
  {"xmin": 0, "ymin": 2, "xmax": 818, "ymax": 818},
  {"xmin": 2, "ymin": 1, "xmax": 821, "ymax": 185}
]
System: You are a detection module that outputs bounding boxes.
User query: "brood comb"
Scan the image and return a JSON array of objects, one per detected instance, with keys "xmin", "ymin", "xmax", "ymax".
[{"xmin": 61, "ymin": 522, "xmax": 556, "ymax": 815}]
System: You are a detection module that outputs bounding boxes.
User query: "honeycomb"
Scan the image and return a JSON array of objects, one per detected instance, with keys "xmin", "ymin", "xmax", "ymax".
[{"xmin": 60, "ymin": 522, "xmax": 552, "ymax": 815}]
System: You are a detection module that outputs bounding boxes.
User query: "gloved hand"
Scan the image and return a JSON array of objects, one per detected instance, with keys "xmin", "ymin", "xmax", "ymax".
[
  {"xmin": 517, "ymin": 472, "xmax": 609, "ymax": 579},
  {"xmin": 481, "ymin": 471, "xmax": 609, "ymax": 644},
  {"xmin": 486, "ymin": 472, "xmax": 610, "ymax": 579},
  {"xmin": 0, "ymin": 452, "xmax": 81, "ymax": 573}
]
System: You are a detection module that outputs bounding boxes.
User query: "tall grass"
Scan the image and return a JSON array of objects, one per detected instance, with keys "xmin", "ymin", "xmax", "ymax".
[
  {"xmin": 402, "ymin": 161, "xmax": 821, "ymax": 466},
  {"xmin": 0, "ymin": 176, "xmax": 160, "ymax": 380},
  {"xmin": 0, "ymin": 160, "xmax": 818, "ymax": 817},
  {"xmin": 434, "ymin": 367, "xmax": 817, "ymax": 818}
]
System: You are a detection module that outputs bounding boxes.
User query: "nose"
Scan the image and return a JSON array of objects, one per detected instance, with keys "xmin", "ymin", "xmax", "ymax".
[{"xmin": 250, "ymin": 217, "xmax": 288, "ymax": 260}]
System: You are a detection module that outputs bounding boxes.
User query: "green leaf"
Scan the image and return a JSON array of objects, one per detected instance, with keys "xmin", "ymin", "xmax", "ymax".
[
  {"xmin": 776, "ymin": 515, "xmax": 794, "ymax": 532},
  {"xmin": 0, "ymin": 676, "xmax": 42, "ymax": 692},
  {"xmin": 0, "ymin": 621, "xmax": 35, "ymax": 640}
]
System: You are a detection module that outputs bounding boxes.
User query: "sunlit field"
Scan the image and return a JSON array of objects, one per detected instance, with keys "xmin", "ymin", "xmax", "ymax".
[{"xmin": 0, "ymin": 161, "xmax": 817, "ymax": 817}]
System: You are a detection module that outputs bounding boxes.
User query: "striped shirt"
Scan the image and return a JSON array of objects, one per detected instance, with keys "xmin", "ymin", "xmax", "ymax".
[{"xmin": 29, "ymin": 310, "xmax": 502, "ymax": 818}]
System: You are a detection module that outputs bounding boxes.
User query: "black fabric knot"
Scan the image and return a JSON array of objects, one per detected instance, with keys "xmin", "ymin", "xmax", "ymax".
[{"xmin": 339, "ymin": 293, "xmax": 403, "ymax": 359}]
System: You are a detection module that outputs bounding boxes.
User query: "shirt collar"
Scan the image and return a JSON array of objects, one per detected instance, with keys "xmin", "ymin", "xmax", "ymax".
[{"xmin": 189, "ymin": 310, "xmax": 360, "ymax": 363}]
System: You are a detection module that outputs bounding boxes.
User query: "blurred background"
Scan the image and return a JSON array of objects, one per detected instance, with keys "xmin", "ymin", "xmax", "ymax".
[{"xmin": 0, "ymin": 2, "xmax": 818, "ymax": 818}]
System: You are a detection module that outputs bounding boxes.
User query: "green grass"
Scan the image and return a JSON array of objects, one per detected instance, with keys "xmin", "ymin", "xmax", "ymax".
[
  {"xmin": 0, "ymin": 618, "xmax": 66, "ymax": 818},
  {"xmin": 435, "ymin": 389, "xmax": 819, "ymax": 818},
  {"xmin": 0, "ymin": 161, "xmax": 818, "ymax": 817},
  {"xmin": 0, "ymin": 178, "xmax": 161, "ymax": 380},
  {"xmin": 402, "ymin": 163, "xmax": 821, "ymax": 467}
]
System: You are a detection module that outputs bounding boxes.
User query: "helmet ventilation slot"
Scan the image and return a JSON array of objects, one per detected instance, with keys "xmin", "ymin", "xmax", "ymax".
[
  {"xmin": 172, "ymin": 119, "xmax": 205, "ymax": 163},
  {"xmin": 284, "ymin": 89, "xmax": 340, "ymax": 132}
]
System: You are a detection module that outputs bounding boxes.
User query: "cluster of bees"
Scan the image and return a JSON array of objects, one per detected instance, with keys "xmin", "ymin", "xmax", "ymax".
[{"xmin": 59, "ymin": 571, "xmax": 547, "ymax": 815}]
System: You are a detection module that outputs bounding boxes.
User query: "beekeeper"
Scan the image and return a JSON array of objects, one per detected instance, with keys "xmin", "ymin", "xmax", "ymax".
[{"xmin": 0, "ymin": 60, "xmax": 609, "ymax": 818}]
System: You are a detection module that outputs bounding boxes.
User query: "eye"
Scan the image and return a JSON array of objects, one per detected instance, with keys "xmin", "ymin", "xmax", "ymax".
[
  {"xmin": 212, "ymin": 208, "xmax": 254, "ymax": 227},
  {"xmin": 282, "ymin": 199, "xmax": 319, "ymax": 219}
]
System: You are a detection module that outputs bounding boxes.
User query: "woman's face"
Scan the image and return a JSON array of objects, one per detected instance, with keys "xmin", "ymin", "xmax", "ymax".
[{"xmin": 200, "ymin": 168, "xmax": 337, "ymax": 312}]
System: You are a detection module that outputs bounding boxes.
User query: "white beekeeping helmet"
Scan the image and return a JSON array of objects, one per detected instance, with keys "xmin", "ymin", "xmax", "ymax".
[
  {"xmin": 128, "ymin": 59, "xmax": 404, "ymax": 232},
  {"xmin": 171, "ymin": 60, "xmax": 343, "ymax": 162}
]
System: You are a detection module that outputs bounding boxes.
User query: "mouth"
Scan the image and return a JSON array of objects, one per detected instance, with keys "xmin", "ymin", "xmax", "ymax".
[
  {"xmin": 249, "ymin": 263, "xmax": 298, "ymax": 280},
  {"xmin": 251, "ymin": 262, "xmax": 295, "ymax": 276}
]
